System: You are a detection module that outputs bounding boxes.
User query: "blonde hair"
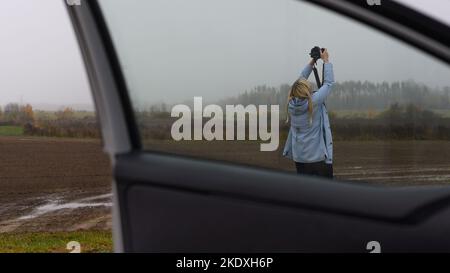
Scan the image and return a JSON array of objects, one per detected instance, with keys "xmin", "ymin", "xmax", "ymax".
[{"xmin": 286, "ymin": 79, "xmax": 314, "ymax": 124}]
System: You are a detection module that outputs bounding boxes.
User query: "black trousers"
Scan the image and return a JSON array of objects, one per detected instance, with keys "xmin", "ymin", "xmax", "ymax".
[{"xmin": 295, "ymin": 161, "xmax": 333, "ymax": 179}]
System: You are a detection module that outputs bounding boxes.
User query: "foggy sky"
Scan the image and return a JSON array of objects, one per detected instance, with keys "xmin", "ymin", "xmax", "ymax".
[
  {"xmin": 1, "ymin": 0, "xmax": 449, "ymax": 110},
  {"xmin": 0, "ymin": 0, "xmax": 91, "ymax": 110},
  {"xmin": 100, "ymin": 0, "xmax": 450, "ymax": 106}
]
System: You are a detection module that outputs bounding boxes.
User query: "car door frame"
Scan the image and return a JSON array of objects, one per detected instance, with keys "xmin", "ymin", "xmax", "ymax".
[{"xmin": 65, "ymin": 0, "xmax": 450, "ymax": 252}]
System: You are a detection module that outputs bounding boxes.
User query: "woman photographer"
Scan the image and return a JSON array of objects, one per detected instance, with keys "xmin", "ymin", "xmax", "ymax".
[{"xmin": 283, "ymin": 49, "xmax": 335, "ymax": 178}]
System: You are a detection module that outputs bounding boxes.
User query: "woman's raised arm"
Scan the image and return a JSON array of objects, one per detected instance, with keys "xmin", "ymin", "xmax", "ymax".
[
  {"xmin": 299, "ymin": 59, "xmax": 316, "ymax": 80},
  {"xmin": 312, "ymin": 49, "xmax": 335, "ymax": 104}
]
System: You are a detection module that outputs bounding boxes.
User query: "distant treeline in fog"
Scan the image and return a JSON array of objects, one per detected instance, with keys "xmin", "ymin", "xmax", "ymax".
[
  {"xmin": 328, "ymin": 103, "xmax": 450, "ymax": 140},
  {"xmin": 136, "ymin": 102, "xmax": 450, "ymax": 141},
  {"xmin": 216, "ymin": 80, "xmax": 450, "ymax": 114},
  {"xmin": 1, "ymin": 80, "xmax": 450, "ymax": 140},
  {"xmin": 137, "ymin": 80, "xmax": 450, "ymax": 141},
  {"xmin": 0, "ymin": 103, "xmax": 99, "ymax": 138}
]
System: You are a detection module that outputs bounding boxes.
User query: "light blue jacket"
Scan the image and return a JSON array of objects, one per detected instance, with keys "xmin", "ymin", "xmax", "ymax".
[{"xmin": 283, "ymin": 63, "xmax": 335, "ymax": 164}]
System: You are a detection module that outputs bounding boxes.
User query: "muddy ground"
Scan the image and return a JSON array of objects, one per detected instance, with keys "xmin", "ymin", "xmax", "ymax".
[
  {"xmin": 0, "ymin": 137, "xmax": 112, "ymax": 233},
  {"xmin": 1, "ymin": 136, "xmax": 450, "ymax": 233}
]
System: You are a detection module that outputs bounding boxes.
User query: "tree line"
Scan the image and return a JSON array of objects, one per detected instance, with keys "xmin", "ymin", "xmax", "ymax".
[
  {"xmin": 217, "ymin": 80, "xmax": 450, "ymax": 114},
  {"xmin": 136, "ymin": 103, "xmax": 450, "ymax": 142},
  {"xmin": 138, "ymin": 80, "xmax": 450, "ymax": 141},
  {"xmin": 328, "ymin": 103, "xmax": 450, "ymax": 140},
  {"xmin": 0, "ymin": 103, "xmax": 100, "ymax": 138},
  {"xmin": 2, "ymin": 79, "xmax": 449, "ymax": 140}
]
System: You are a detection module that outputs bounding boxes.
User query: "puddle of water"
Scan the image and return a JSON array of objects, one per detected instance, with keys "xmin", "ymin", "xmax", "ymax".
[
  {"xmin": 78, "ymin": 193, "xmax": 112, "ymax": 202},
  {"xmin": 347, "ymin": 174, "xmax": 450, "ymax": 181},
  {"xmin": 18, "ymin": 194, "xmax": 112, "ymax": 220},
  {"xmin": 337, "ymin": 167, "xmax": 450, "ymax": 177}
]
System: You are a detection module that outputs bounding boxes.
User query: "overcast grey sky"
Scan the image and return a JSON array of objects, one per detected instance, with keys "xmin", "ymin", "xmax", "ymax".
[
  {"xmin": 1, "ymin": 0, "xmax": 449, "ymax": 110},
  {"xmin": 100, "ymin": 0, "xmax": 450, "ymax": 106},
  {"xmin": 0, "ymin": 0, "xmax": 91, "ymax": 110}
]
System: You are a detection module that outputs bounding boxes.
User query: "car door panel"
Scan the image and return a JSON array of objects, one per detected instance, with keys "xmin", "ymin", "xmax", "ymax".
[
  {"xmin": 116, "ymin": 153, "xmax": 450, "ymax": 252},
  {"xmin": 122, "ymin": 179, "xmax": 450, "ymax": 253}
]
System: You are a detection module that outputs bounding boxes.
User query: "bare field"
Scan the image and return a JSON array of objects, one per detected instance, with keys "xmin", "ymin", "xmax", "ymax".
[
  {"xmin": 0, "ymin": 137, "xmax": 112, "ymax": 233},
  {"xmin": 334, "ymin": 141, "xmax": 450, "ymax": 185},
  {"xmin": 1, "ymin": 137, "xmax": 450, "ymax": 234}
]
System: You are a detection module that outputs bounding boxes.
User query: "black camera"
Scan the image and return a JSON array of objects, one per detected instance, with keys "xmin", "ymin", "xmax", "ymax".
[{"xmin": 309, "ymin": 46, "xmax": 325, "ymax": 61}]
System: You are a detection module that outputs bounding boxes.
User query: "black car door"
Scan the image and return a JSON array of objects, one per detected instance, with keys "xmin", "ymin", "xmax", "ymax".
[{"xmin": 66, "ymin": 0, "xmax": 450, "ymax": 252}]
